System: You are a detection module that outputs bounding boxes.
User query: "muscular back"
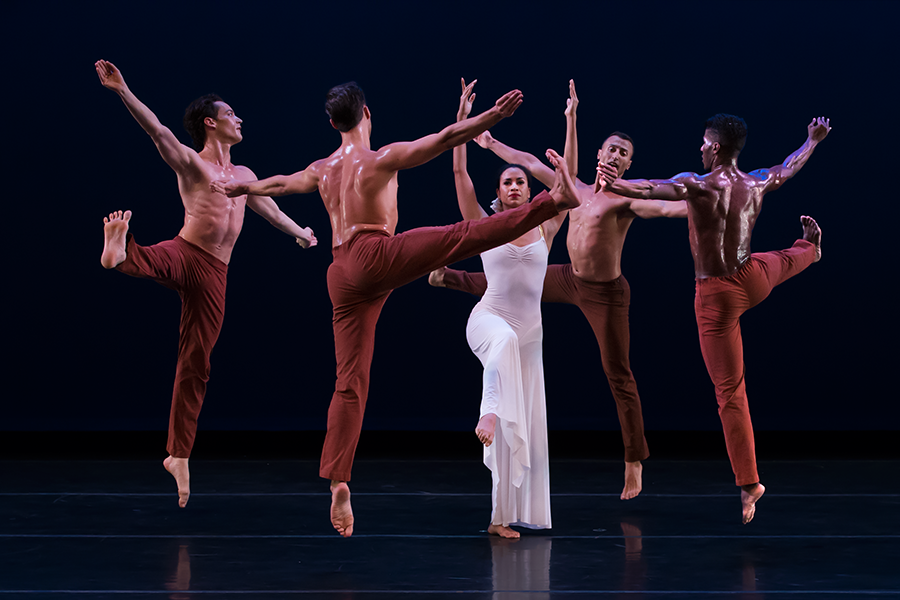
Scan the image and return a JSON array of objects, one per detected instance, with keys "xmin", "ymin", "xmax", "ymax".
[
  {"xmin": 315, "ymin": 143, "xmax": 400, "ymax": 248},
  {"xmin": 686, "ymin": 167, "xmax": 766, "ymax": 278}
]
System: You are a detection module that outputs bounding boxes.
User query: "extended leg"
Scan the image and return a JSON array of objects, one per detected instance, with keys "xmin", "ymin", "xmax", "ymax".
[
  {"xmin": 376, "ymin": 192, "xmax": 559, "ymax": 292},
  {"xmin": 744, "ymin": 219, "xmax": 820, "ymax": 308},
  {"xmin": 431, "ymin": 263, "xmax": 574, "ymax": 304},
  {"xmin": 430, "ymin": 267, "xmax": 488, "ymax": 296}
]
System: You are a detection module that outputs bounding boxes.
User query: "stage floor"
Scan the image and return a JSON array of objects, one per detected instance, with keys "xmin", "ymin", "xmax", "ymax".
[{"xmin": 2, "ymin": 456, "xmax": 898, "ymax": 598}]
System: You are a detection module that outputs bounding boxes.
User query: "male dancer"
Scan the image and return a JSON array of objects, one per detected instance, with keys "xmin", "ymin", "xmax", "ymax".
[
  {"xmin": 607, "ymin": 113, "xmax": 830, "ymax": 523},
  {"xmin": 430, "ymin": 81, "xmax": 687, "ymax": 500},
  {"xmin": 210, "ymin": 80, "xmax": 581, "ymax": 537},
  {"xmin": 96, "ymin": 60, "xmax": 317, "ymax": 508}
]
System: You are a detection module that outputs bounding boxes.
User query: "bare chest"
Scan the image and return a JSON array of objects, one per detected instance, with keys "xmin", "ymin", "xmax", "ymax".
[{"xmin": 569, "ymin": 198, "xmax": 626, "ymax": 237}]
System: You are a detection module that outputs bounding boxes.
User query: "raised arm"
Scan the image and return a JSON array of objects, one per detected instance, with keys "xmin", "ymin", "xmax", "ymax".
[
  {"xmin": 750, "ymin": 117, "xmax": 831, "ymax": 192},
  {"xmin": 629, "ymin": 199, "xmax": 689, "ymax": 219},
  {"xmin": 454, "ymin": 79, "xmax": 488, "ymax": 221},
  {"xmin": 210, "ymin": 163, "xmax": 320, "ymax": 198},
  {"xmin": 373, "ymin": 83, "xmax": 523, "ymax": 172},
  {"xmin": 95, "ymin": 60, "xmax": 194, "ymax": 173},
  {"xmin": 564, "ymin": 79, "xmax": 579, "ymax": 179},
  {"xmin": 474, "ymin": 131, "xmax": 556, "ymax": 188}
]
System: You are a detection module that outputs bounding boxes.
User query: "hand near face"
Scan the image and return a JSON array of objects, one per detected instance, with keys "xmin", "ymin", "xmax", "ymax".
[{"xmin": 596, "ymin": 162, "xmax": 618, "ymax": 189}]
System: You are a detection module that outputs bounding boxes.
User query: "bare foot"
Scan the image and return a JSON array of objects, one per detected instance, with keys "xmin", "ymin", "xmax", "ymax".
[
  {"xmin": 545, "ymin": 149, "xmax": 581, "ymax": 210},
  {"xmin": 101, "ymin": 210, "xmax": 132, "ymax": 269},
  {"xmin": 621, "ymin": 461, "xmax": 643, "ymax": 500},
  {"xmin": 428, "ymin": 267, "xmax": 446, "ymax": 287},
  {"xmin": 487, "ymin": 523, "xmax": 520, "ymax": 539},
  {"xmin": 475, "ymin": 413, "xmax": 497, "ymax": 447},
  {"xmin": 163, "ymin": 456, "xmax": 190, "ymax": 508},
  {"xmin": 800, "ymin": 215, "xmax": 821, "ymax": 262},
  {"xmin": 741, "ymin": 482, "xmax": 766, "ymax": 524},
  {"xmin": 330, "ymin": 481, "xmax": 354, "ymax": 537}
]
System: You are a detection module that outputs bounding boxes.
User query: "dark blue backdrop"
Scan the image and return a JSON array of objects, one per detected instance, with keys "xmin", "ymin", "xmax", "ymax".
[{"xmin": 5, "ymin": 0, "xmax": 895, "ymax": 434}]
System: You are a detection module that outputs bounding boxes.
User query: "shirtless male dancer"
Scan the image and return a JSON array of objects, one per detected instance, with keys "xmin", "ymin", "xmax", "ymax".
[
  {"xmin": 96, "ymin": 60, "xmax": 317, "ymax": 508},
  {"xmin": 607, "ymin": 113, "xmax": 830, "ymax": 523},
  {"xmin": 431, "ymin": 81, "xmax": 686, "ymax": 500},
  {"xmin": 210, "ymin": 80, "xmax": 581, "ymax": 537}
]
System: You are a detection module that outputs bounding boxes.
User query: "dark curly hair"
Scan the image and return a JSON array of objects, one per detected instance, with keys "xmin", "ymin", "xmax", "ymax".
[
  {"xmin": 325, "ymin": 82, "xmax": 366, "ymax": 132},
  {"xmin": 705, "ymin": 114, "xmax": 747, "ymax": 157},
  {"xmin": 183, "ymin": 94, "xmax": 223, "ymax": 151}
]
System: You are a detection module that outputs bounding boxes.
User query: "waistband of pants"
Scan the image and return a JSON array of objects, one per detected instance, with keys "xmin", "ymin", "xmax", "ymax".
[
  {"xmin": 574, "ymin": 272, "xmax": 626, "ymax": 289},
  {"xmin": 333, "ymin": 229, "xmax": 392, "ymax": 256},
  {"xmin": 174, "ymin": 235, "xmax": 229, "ymax": 272}
]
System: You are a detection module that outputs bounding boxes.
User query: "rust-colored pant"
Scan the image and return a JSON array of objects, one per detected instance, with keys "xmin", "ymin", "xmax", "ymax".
[
  {"xmin": 694, "ymin": 240, "xmax": 817, "ymax": 486},
  {"xmin": 321, "ymin": 192, "xmax": 559, "ymax": 481},
  {"xmin": 441, "ymin": 264, "xmax": 649, "ymax": 462},
  {"xmin": 116, "ymin": 234, "xmax": 228, "ymax": 458}
]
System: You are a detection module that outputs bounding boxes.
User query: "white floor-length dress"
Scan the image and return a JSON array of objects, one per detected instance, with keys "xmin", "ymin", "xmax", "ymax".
[{"xmin": 465, "ymin": 229, "xmax": 551, "ymax": 529}]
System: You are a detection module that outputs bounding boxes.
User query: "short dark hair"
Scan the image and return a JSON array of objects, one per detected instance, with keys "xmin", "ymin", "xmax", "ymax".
[
  {"xmin": 183, "ymin": 94, "xmax": 223, "ymax": 151},
  {"xmin": 604, "ymin": 131, "xmax": 635, "ymax": 157},
  {"xmin": 496, "ymin": 164, "xmax": 533, "ymax": 190},
  {"xmin": 705, "ymin": 114, "xmax": 747, "ymax": 156},
  {"xmin": 326, "ymin": 82, "xmax": 366, "ymax": 132}
]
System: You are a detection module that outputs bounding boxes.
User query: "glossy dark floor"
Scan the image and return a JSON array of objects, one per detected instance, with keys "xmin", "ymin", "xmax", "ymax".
[{"xmin": 2, "ymin": 439, "xmax": 899, "ymax": 598}]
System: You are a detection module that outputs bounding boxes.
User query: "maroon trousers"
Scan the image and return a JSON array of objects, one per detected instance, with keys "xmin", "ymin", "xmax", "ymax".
[
  {"xmin": 442, "ymin": 264, "xmax": 649, "ymax": 462},
  {"xmin": 694, "ymin": 240, "xmax": 817, "ymax": 486},
  {"xmin": 320, "ymin": 191, "xmax": 559, "ymax": 481},
  {"xmin": 116, "ymin": 234, "xmax": 228, "ymax": 458}
]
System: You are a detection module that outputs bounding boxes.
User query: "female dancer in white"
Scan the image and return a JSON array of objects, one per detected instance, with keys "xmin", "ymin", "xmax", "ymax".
[{"xmin": 453, "ymin": 79, "xmax": 568, "ymax": 538}]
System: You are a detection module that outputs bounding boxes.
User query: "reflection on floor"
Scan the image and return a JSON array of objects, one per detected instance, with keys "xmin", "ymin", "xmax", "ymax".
[{"xmin": 1, "ymin": 458, "xmax": 899, "ymax": 598}]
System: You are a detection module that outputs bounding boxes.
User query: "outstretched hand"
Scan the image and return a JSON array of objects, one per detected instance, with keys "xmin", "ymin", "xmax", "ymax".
[
  {"xmin": 494, "ymin": 90, "xmax": 523, "ymax": 118},
  {"xmin": 296, "ymin": 227, "xmax": 318, "ymax": 249},
  {"xmin": 474, "ymin": 130, "xmax": 494, "ymax": 149},
  {"xmin": 458, "ymin": 78, "xmax": 477, "ymax": 120},
  {"xmin": 565, "ymin": 79, "xmax": 578, "ymax": 118},
  {"xmin": 95, "ymin": 59, "xmax": 126, "ymax": 92},
  {"xmin": 210, "ymin": 179, "xmax": 246, "ymax": 198},
  {"xmin": 807, "ymin": 116, "xmax": 831, "ymax": 143}
]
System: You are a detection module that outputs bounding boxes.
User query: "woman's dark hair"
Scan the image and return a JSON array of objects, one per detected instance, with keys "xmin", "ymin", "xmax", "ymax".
[
  {"xmin": 326, "ymin": 82, "xmax": 366, "ymax": 132},
  {"xmin": 495, "ymin": 163, "xmax": 533, "ymax": 190},
  {"xmin": 183, "ymin": 94, "xmax": 223, "ymax": 151}
]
